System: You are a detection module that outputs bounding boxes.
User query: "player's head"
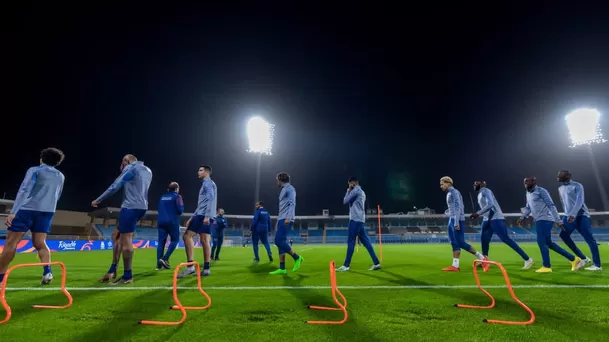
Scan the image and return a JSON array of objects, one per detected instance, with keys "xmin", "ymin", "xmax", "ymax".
[
  {"xmin": 524, "ymin": 176, "xmax": 537, "ymax": 191},
  {"xmin": 256, "ymin": 201, "xmax": 264, "ymax": 209},
  {"xmin": 276, "ymin": 172, "xmax": 290, "ymax": 186},
  {"xmin": 40, "ymin": 148, "xmax": 65, "ymax": 167},
  {"xmin": 557, "ymin": 170, "xmax": 571, "ymax": 183},
  {"xmin": 217, "ymin": 208, "xmax": 224, "ymax": 216},
  {"xmin": 439, "ymin": 176, "xmax": 453, "ymax": 191},
  {"xmin": 198, "ymin": 165, "xmax": 212, "ymax": 179},
  {"xmin": 473, "ymin": 180, "xmax": 486, "ymax": 192},
  {"xmin": 348, "ymin": 176, "xmax": 359, "ymax": 188},
  {"xmin": 121, "ymin": 154, "xmax": 137, "ymax": 171},
  {"xmin": 168, "ymin": 182, "xmax": 179, "ymax": 193}
]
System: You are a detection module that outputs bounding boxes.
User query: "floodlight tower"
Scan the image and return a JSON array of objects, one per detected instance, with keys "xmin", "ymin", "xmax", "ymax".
[
  {"xmin": 247, "ymin": 116, "xmax": 275, "ymax": 205},
  {"xmin": 565, "ymin": 108, "xmax": 609, "ymax": 210}
]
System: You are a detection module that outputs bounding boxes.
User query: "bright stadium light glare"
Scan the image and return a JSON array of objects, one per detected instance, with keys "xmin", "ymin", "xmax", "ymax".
[
  {"xmin": 565, "ymin": 108, "xmax": 607, "ymax": 147},
  {"xmin": 247, "ymin": 116, "xmax": 274, "ymax": 155}
]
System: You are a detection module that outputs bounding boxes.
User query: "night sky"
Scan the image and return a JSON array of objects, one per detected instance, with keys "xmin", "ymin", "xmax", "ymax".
[{"xmin": 4, "ymin": 3, "xmax": 609, "ymax": 216}]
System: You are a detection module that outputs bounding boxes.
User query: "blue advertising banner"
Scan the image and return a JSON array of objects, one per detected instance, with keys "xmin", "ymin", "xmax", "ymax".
[{"xmin": 0, "ymin": 239, "xmax": 204, "ymax": 253}]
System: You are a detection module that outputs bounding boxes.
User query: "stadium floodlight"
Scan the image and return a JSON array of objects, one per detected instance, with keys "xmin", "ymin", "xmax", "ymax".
[
  {"xmin": 247, "ymin": 116, "xmax": 275, "ymax": 204},
  {"xmin": 565, "ymin": 108, "xmax": 606, "ymax": 147},
  {"xmin": 247, "ymin": 116, "xmax": 274, "ymax": 155}
]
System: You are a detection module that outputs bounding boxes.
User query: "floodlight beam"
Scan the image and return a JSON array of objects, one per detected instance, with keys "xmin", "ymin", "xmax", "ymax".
[{"xmin": 246, "ymin": 116, "xmax": 274, "ymax": 204}]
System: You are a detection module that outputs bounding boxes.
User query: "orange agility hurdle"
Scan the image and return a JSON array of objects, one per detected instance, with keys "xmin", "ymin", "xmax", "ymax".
[
  {"xmin": 139, "ymin": 262, "xmax": 211, "ymax": 326},
  {"xmin": 455, "ymin": 259, "xmax": 535, "ymax": 325},
  {"xmin": 306, "ymin": 260, "xmax": 348, "ymax": 325},
  {"xmin": 1, "ymin": 262, "xmax": 73, "ymax": 325}
]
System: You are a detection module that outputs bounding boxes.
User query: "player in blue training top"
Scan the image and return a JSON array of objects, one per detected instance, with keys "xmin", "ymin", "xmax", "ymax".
[
  {"xmin": 470, "ymin": 181, "xmax": 534, "ymax": 271},
  {"xmin": 92, "ymin": 154, "xmax": 152, "ymax": 285},
  {"xmin": 0, "ymin": 148, "xmax": 65, "ymax": 286},
  {"xmin": 156, "ymin": 182, "xmax": 184, "ymax": 270},
  {"xmin": 211, "ymin": 208, "xmax": 228, "ymax": 261},
  {"xmin": 517, "ymin": 176, "xmax": 583, "ymax": 273},
  {"xmin": 251, "ymin": 201, "xmax": 273, "ymax": 263},
  {"xmin": 556, "ymin": 170, "xmax": 601, "ymax": 271},
  {"xmin": 336, "ymin": 177, "xmax": 381, "ymax": 272},
  {"xmin": 269, "ymin": 172, "xmax": 304, "ymax": 275},
  {"xmin": 440, "ymin": 176, "xmax": 485, "ymax": 272},
  {"xmin": 178, "ymin": 165, "xmax": 217, "ymax": 277}
]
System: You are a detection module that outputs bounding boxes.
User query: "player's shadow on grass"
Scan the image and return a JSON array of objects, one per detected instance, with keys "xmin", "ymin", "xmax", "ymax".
[
  {"xmin": 72, "ymin": 289, "xmax": 185, "ymax": 341},
  {"xmin": 246, "ymin": 262, "xmax": 277, "ymax": 274}
]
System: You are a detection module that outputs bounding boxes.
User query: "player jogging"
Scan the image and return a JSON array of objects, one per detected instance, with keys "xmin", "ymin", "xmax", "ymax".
[
  {"xmin": 156, "ymin": 182, "xmax": 184, "ymax": 270},
  {"xmin": 0, "ymin": 148, "xmax": 65, "ymax": 286},
  {"xmin": 470, "ymin": 181, "xmax": 534, "ymax": 271},
  {"xmin": 439, "ymin": 176, "xmax": 485, "ymax": 272},
  {"xmin": 93, "ymin": 154, "xmax": 152, "ymax": 285},
  {"xmin": 336, "ymin": 177, "xmax": 381, "ymax": 272},
  {"xmin": 517, "ymin": 176, "xmax": 583, "ymax": 273}
]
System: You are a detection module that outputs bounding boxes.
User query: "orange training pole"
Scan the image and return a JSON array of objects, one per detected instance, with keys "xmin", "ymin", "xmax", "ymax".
[
  {"xmin": 139, "ymin": 262, "xmax": 211, "ymax": 326},
  {"xmin": 306, "ymin": 260, "xmax": 348, "ymax": 325},
  {"xmin": 455, "ymin": 259, "xmax": 535, "ymax": 325},
  {"xmin": 1, "ymin": 262, "xmax": 73, "ymax": 325},
  {"xmin": 377, "ymin": 205, "xmax": 382, "ymax": 262}
]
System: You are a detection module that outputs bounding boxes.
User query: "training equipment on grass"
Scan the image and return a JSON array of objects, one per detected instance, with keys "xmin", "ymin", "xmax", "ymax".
[
  {"xmin": 454, "ymin": 259, "xmax": 535, "ymax": 325},
  {"xmin": 306, "ymin": 260, "xmax": 348, "ymax": 325},
  {"xmin": 1, "ymin": 262, "xmax": 73, "ymax": 325},
  {"xmin": 377, "ymin": 205, "xmax": 383, "ymax": 262},
  {"xmin": 138, "ymin": 261, "xmax": 211, "ymax": 326}
]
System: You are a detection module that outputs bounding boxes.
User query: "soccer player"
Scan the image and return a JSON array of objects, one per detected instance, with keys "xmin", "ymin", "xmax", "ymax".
[
  {"xmin": 92, "ymin": 154, "xmax": 152, "ymax": 285},
  {"xmin": 251, "ymin": 201, "xmax": 273, "ymax": 263},
  {"xmin": 556, "ymin": 170, "xmax": 601, "ymax": 271},
  {"xmin": 178, "ymin": 165, "xmax": 217, "ymax": 277},
  {"xmin": 439, "ymin": 176, "xmax": 485, "ymax": 272},
  {"xmin": 0, "ymin": 148, "xmax": 65, "ymax": 286},
  {"xmin": 156, "ymin": 182, "xmax": 184, "ymax": 270},
  {"xmin": 269, "ymin": 172, "xmax": 304, "ymax": 275},
  {"xmin": 517, "ymin": 176, "xmax": 583, "ymax": 273},
  {"xmin": 470, "ymin": 181, "xmax": 534, "ymax": 271},
  {"xmin": 211, "ymin": 208, "xmax": 228, "ymax": 261},
  {"xmin": 336, "ymin": 177, "xmax": 381, "ymax": 272}
]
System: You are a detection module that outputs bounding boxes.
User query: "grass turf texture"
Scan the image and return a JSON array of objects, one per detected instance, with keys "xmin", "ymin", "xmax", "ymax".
[{"xmin": 1, "ymin": 244, "xmax": 608, "ymax": 341}]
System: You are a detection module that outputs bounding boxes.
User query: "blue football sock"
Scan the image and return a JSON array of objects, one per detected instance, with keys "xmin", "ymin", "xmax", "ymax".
[
  {"xmin": 280, "ymin": 262, "xmax": 286, "ymax": 270},
  {"xmin": 124, "ymin": 269, "xmax": 133, "ymax": 279},
  {"xmin": 203, "ymin": 262, "xmax": 210, "ymax": 270},
  {"xmin": 0, "ymin": 273, "xmax": 5, "ymax": 283},
  {"xmin": 108, "ymin": 263, "xmax": 117, "ymax": 274},
  {"xmin": 291, "ymin": 253, "xmax": 300, "ymax": 260},
  {"xmin": 43, "ymin": 265, "xmax": 52, "ymax": 276}
]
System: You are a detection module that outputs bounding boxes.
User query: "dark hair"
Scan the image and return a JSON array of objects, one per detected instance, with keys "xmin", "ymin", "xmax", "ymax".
[
  {"xmin": 257, "ymin": 201, "xmax": 264, "ymax": 206},
  {"xmin": 41, "ymin": 148, "xmax": 65, "ymax": 167},
  {"xmin": 200, "ymin": 165, "xmax": 213, "ymax": 174},
  {"xmin": 168, "ymin": 182, "xmax": 179, "ymax": 192},
  {"xmin": 348, "ymin": 176, "xmax": 358, "ymax": 183},
  {"xmin": 277, "ymin": 172, "xmax": 290, "ymax": 183}
]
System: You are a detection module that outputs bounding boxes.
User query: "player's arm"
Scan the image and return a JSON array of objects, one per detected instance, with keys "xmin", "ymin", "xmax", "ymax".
[
  {"xmin": 540, "ymin": 188, "xmax": 561, "ymax": 223},
  {"xmin": 448, "ymin": 192, "xmax": 461, "ymax": 224},
  {"xmin": 568, "ymin": 184, "xmax": 585, "ymax": 219},
  {"xmin": 10, "ymin": 167, "xmax": 38, "ymax": 215},
  {"xmin": 343, "ymin": 187, "xmax": 359, "ymax": 205},
  {"xmin": 476, "ymin": 190, "xmax": 493, "ymax": 216},
  {"xmin": 57, "ymin": 174, "xmax": 65, "ymax": 200},
  {"xmin": 203, "ymin": 182, "xmax": 215, "ymax": 221},
  {"xmin": 286, "ymin": 187, "xmax": 296, "ymax": 221},
  {"xmin": 175, "ymin": 194, "xmax": 185, "ymax": 215},
  {"xmin": 250, "ymin": 211, "xmax": 259, "ymax": 231},
  {"xmin": 95, "ymin": 165, "xmax": 136, "ymax": 204},
  {"xmin": 266, "ymin": 212, "xmax": 271, "ymax": 232}
]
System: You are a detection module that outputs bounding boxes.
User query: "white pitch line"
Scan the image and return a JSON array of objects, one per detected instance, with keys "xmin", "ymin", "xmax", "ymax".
[{"xmin": 3, "ymin": 284, "xmax": 609, "ymax": 291}]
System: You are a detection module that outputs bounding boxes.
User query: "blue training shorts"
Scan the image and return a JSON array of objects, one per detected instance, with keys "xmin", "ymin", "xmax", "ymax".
[
  {"xmin": 8, "ymin": 209, "xmax": 54, "ymax": 234},
  {"xmin": 187, "ymin": 215, "xmax": 214, "ymax": 235},
  {"xmin": 118, "ymin": 208, "xmax": 147, "ymax": 234}
]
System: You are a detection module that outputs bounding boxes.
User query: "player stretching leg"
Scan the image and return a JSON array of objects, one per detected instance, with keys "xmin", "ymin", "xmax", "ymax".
[
  {"xmin": 0, "ymin": 148, "xmax": 65, "ymax": 286},
  {"xmin": 470, "ymin": 181, "xmax": 534, "ymax": 271},
  {"xmin": 251, "ymin": 201, "xmax": 273, "ymax": 263},
  {"xmin": 98, "ymin": 227, "xmax": 122, "ymax": 282},
  {"xmin": 336, "ymin": 177, "xmax": 381, "ymax": 272},
  {"xmin": 93, "ymin": 154, "xmax": 152, "ymax": 285},
  {"xmin": 211, "ymin": 208, "xmax": 228, "ymax": 261},
  {"xmin": 178, "ymin": 165, "xmax": 217, "ymax": 277},
  {"xmin": 270, "ymin": 172, "xmax": 303, "ymax": 275},
  {"xmin": 557, "ymin": 170, "xmax": 601, "ymax": 271},
  {"xmin": 517, "ymin": 176, "xmax": 583, "ymax": 273},
  {"xmin": 156, "ymin": 182, "xmax": 184, "ymax": 270},
  {"xmin": 439, "ymin": 177, "xmax": 484, "ymax": 272}
]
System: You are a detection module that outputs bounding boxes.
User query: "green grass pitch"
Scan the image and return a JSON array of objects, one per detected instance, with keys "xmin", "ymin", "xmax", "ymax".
[{"xmin": 1, "ymin": 243, "xmax": 608, "ymax": 341}]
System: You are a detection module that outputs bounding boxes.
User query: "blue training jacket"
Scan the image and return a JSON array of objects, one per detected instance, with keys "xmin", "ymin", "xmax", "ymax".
[{"xmin": 157, "ymin": 191, "xmax": 184, "ymax": 226}]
